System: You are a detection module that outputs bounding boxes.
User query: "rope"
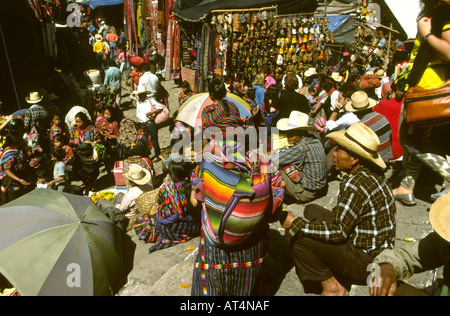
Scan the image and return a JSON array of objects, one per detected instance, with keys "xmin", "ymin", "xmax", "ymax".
[{"xmin": 0, "ymin": 25, "xmax": 21, "ymax": 109}]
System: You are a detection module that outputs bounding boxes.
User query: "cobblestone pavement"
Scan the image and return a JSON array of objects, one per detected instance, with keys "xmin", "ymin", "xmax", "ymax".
[{"xmin": 105, "ymin": 79, "xmax": 441, "ymax": 297}]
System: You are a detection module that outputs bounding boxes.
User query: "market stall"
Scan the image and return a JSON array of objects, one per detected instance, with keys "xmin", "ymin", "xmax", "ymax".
[{"xmin": 173, "ymin": 3, "xmax": 340, "ymax": 92}]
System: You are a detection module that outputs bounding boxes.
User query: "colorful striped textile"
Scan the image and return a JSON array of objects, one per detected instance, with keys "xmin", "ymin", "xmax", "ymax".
[
  {"xmin": 0, "ymin": 147, "xmax": 22, "ymax": 180},
  {"xmin": 192, "ymin": 140, "xmax": 285, "ymax": 249},
  {"xmin": 191, "ymin": 232, "xmax": 268, "ymax": 296},
  {"xmin": 133, "ymin": 181, "xmax": 200, "ymax": 253},
  {"xmin": 202, "ymin": 99, "xmax": 243, "ymax": 138},
  {"xmin": 360, "ymin": 111, "xmax": 393, "ymax": 163}
]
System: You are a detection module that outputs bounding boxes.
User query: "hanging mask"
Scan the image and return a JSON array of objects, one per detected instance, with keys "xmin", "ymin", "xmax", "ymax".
[{"xmin": 277, "ymin": 54, "xmax": 283, "ymax": 65}]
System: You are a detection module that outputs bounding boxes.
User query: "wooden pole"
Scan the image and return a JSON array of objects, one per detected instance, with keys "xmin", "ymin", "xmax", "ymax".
[
  {"xmin": 0, "ymin": 25, "xmax": 21, "ymax": 109},
  {"xmin": 385, "ymin": 23, "xmax": 393, "ymax": 70}
]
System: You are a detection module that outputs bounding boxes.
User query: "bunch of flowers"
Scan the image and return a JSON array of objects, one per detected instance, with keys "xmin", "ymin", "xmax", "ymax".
[{"xmin": 90, "ymin": 191, "xmax": 116, "ymax": 203}]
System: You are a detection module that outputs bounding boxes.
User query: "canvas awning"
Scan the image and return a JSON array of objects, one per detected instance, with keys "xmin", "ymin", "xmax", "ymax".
[
  {"xmin": 384, "ymin": 0, "xmax": 421, "ymax": 39},
  {"xmin": 80, "ymin": 0, "xmax": 124, "ymax": 10},
  {"xmin": 176, "ymin": 0, "xmax": 319, "ymax": 22}
]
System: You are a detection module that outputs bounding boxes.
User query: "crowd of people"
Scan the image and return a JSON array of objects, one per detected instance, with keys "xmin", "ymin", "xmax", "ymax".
[{"xmin": 0, "ymin": 0, "xmax": 449, "ymax": 297}]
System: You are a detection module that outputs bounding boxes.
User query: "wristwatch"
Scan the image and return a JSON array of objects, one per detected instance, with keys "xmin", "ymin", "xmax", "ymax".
[{"xmin": 423, "ymin": 33, "xmax": 433, "ymax": 41}]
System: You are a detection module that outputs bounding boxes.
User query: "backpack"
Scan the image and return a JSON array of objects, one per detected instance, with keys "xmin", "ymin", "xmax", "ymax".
[
  {"xmin": 196, "ymin": 141, "xmax": 285, "ymax": 248},
  {"xmin": 358, "ymin": 74, "xmax": 381, "ymax": 90}
]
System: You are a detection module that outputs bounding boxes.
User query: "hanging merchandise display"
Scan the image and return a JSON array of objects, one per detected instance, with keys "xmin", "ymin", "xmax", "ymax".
[
  {"xmin": 165, "ymin": 18, "xmax": 181, "ymax": 80},
  {"xmin": 124, "ymin": 0, "xmax": 140, "ymax": 54},
  {"xmin": 351, "ymin": 0, "xmax": 396, "ymax": 72},
  {"xmin": 205, "ymin": 6, "xmax": 334, "ymax": 87}
]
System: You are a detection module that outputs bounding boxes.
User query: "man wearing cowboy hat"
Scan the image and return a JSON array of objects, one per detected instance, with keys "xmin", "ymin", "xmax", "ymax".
[
  {"xmin": 93, "ymin": 33, "xmax": 106, "ymax": 71},
  {"xmin": 97, "ymin": 164, "xmax": 153, "ymax": 222},
  {"xmin": 280, "ymin": 122, "xmax": 396, "ymax": 296},
  {"xmin": 23, "ymin": 91, "xmax": 50, "ymax": 135},
  {"xmin": 276, "ymin": 111, "xmax": 327, "ymax": 203},
  {"xmin": 371, "ymin": 194, "xmax": 450, "ymax": 296},
  {"xmin": 343, "ymin": 91, "xmax": 392, "ymax": 164},
  {"xmin": 132, "ymin": 83, "xmax": 163, "ymax": 162}
]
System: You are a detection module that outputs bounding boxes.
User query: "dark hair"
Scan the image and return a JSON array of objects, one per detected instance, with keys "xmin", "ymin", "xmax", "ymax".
[
  {"xmin": 321, "ymin": 80, "xmax": 334, "ymax": 93},
  {"xmin": 136, "ymin": 122, "xmax": 147, "ymax": 132},
  {"xmin": 284, "ymin": 73, "xmax": 299, "ymax": 91},
  {"xmin": 53, "ymin": 133, "xmax": 67, "ymax": 144},
  {"xmin": 181, "ymin": 80, "xmax": 192, "ymax": 92},
  {"xmin": 52, "ymin": 147, "xmax": 66, "ymax": 161},
  {"xmin": 103, "ymin": 105, "xmax": 117, "ymax": 121},
  {"xmin": 418, "ymin": 0, "xmax": 440, "ymax": 19},
  {"xmin": 36, "ymin": 168, "xmax": 49, "ymax": 179},
  {"xmin": 246, "ymin": 88, "xmax": 256, "ymax": 100},
  {"xmin": 168, "ymin": 159, "xmax": 192, "ymax": 184},
  {"xmin": 208, "ymin": 78, "xmax": 227, "ymax": 102},
  {"xmin": 339, "ymin": 83, "xmax": 357, "ymax": 100},
  {"xmin": 75, "ymin": 111, "xmax": 90, "ymax": 125},
  {"xmin": 141, "ymin": 62, "xmax": 151, "ymax": 72}
]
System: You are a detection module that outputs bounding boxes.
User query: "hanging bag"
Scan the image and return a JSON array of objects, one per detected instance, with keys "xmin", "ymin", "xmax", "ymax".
[
  {"xmin": 403, "ymin": 80, "xmax": 450, "ymax": 126},
  {"xmin": 403, "ymin": 3, "xmax": 450, "ymax": 127}
]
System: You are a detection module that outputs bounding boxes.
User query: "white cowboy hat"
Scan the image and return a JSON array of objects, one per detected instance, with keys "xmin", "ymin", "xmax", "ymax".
[
  {"xmin": 131, "ymin": 84, "xmax": 149, "ymax": 96},
  {"xmin": 327, "ymin": 122, "xmax": 386, "ymax": 170},
  {"xmin": 277, "ymin": 111, "xmax": 317, "ymax": 132},
  {"xmin": 95, "ymin": 34, "xmax": 102, "ymax": 42},
  {"xmin": 124, "ymin": 164, "xmax": 151, "ymax": 186},
  {"xmin": 344, "ymin": 91, "xmax": 377, "ymax": 112},
  {"xmin": 25, "ymin": 92, "xmax": 43, "ymax": 104},
  {"xmin": 375, "ymin": 69, "xmax": 385, "ymax": 78},
  {"xmin": 331, "ymin": 72, "xmax": 344, "ymax": 82},
  {"xmin": 304, "ymin": 68, "xmax": 317, "ymax": 77},
  {"xmin": 429, "ymin": 194, "xmax": 450, "ymax": 243}
]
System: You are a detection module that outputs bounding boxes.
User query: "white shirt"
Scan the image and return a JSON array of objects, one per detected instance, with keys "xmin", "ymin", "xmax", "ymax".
[
  {"xmin": 116, "ymin": 183, "xmax": 153, "ymax": 214},
  {"xmin": 135, "ymin": 97, "xmax": 164, "ymax": 123},
  {"xmin": 326, "ymin": 111, "xmax": 359, "ymax": 132},
  {"xmin": 329, "ymin": 90, "xmax": 340, "ymax": 112},
  {"xmin": 136, "ymin": 99, "xmax": 153, "ymax": 123},
  {"xmin": 282, "ymin": 74, "xmax": 303, "ymax": 91},
  {"xmin": 139, "ymin": 71, "xmax": 159, "ymax": 98}
]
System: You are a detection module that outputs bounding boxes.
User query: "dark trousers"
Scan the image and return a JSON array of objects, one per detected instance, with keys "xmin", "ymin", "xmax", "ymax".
[
  {"xmin": 146, "ymin": 121, "xmax": 161, "ymax": 157},
  {"xmin": 290, "ymin": 204, "xmax": 374, "ymax": 290},
  {"xmin": 95, "ymin": 52, "xmax": 105, "ymax": 71}
]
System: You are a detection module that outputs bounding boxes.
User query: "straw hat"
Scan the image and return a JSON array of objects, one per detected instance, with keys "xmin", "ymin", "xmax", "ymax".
[
  {"xmin": 304, "ymin": 68, "xmax": 317, "ymax": 77},
  {"xmin": 25, "ymin": 92, "xmax": 43, "ymax": 104},
  {"xmin": 375, "ymin": 69, "xmax": 385, "ymax": 78},
  {"xmin": 331, "ymin": 72, "xmax": 344, "ymax": 82},
  {"xmin": 277, "ymin": 111, "xmax": 317, "ymax": 132},
  {"xmin": 429, "ymin": 194, "xmax": 450, "ymax": 243},
  {"xmin": 327, "ymin": 122, "xmax": 386, "ymax": 170},
  {"xmin": 344, "ymin": 91, "xmax": 377, "ymax": 112},
  {"xmin": 95, "ymin": 34, "xmax": 102, "ymax": 42},
  {"xmin": 131, "ymin": 84, "xmax": 149, "ymax": 96},
  {"xmin": 124, "ymin": 164, "xmax": 151, "ymax": 185}
]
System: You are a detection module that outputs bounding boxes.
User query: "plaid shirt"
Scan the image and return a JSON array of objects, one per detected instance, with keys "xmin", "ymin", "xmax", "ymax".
[
  {"xmin": 286, "ymin": 166, "xmax": 396, "ymax": 257},
  {"xmin": 277, "ymin": 136, "xmax": 327, "ymax": 191}
]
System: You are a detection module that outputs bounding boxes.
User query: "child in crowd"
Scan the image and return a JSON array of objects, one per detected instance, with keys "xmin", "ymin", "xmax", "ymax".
[
  {"xmin": 49, "ymin": 147, "xmax": 67, "ymax": 191},
  {"xmin": 53, "ymin": 133, "xmax": 74, "ymax": 183},
  {"xmin": 76, "ymin": 142, "xmax": 99, "ymax": 196},
  {"xmin": 36, "ymin": 168, "xmax": 50, "ymax": 189},
  {"xmin": 178, "ymin": 80, "xmax": 195, "ymax": 107},
  {"xmin": 134, "ymin": 154, "xmax": 200, "ymax": 253},
  {"xmin": 49, "ymin": 113, "xmax": 66, "ymax": 142},
  {"xmin": 95, "ymin": 105, "xmax": 120, "ymax": 175}
]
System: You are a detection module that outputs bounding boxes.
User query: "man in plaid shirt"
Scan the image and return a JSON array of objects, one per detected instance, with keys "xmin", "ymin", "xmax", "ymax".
[
  {"xmin": 280, "ymin": 122, "xmax": 396, "ymax": 296},
  {"xmin": 276, "ymin": 111, "xmax": 327, "ymax": 203}
]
